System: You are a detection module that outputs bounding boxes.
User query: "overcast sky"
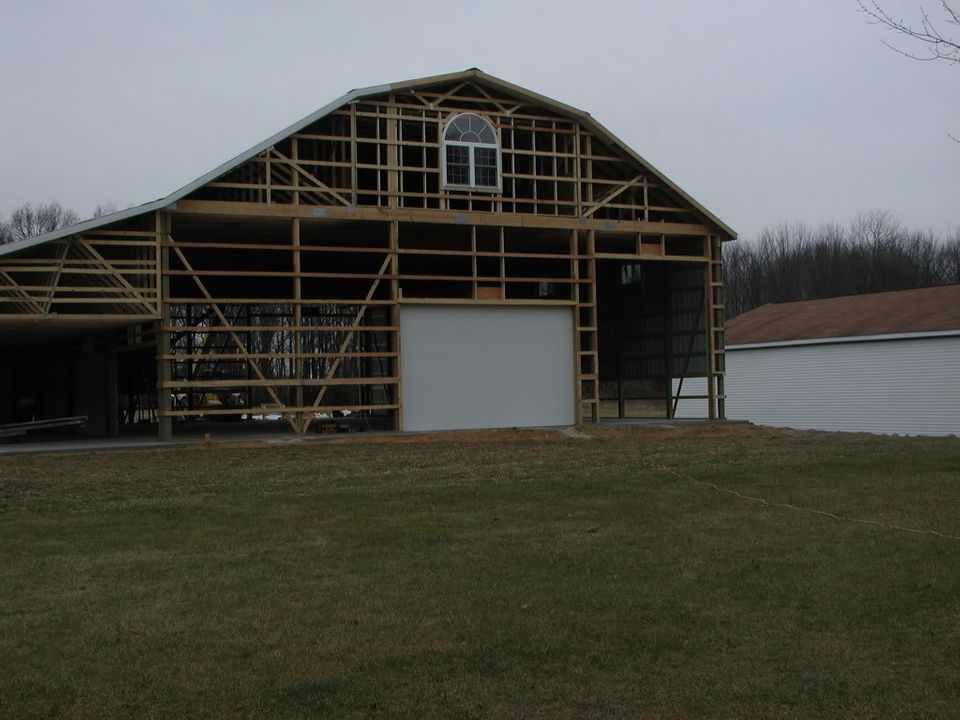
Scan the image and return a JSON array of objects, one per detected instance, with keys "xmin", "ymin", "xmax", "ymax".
[{"xmin": 0, "ymin": 0, "xmax": 957, "ymax": 240}]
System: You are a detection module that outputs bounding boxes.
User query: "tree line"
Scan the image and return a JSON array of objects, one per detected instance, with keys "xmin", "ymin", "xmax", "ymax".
[
  {"xmin": 723, "ymin": 211, "xmax": 960, "ymax": 318},
  {"xmin": 0, "ymin": 201, "xmax": 116, "ymax": 245}
]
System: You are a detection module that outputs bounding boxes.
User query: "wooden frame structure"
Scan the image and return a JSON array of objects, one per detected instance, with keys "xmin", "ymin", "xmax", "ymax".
[{"xmin": 0, "ymin": 70, "xmax": 735, "ymax": 439}]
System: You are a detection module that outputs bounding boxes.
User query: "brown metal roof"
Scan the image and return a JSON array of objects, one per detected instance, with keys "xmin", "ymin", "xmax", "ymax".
[{"xmin": 725, "ymin": 284, "xmax": 960, "ymax": 345}]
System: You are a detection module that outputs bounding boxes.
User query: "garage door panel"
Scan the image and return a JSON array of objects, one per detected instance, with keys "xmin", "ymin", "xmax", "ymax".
[{"xmin": 400, "ymin": 305, "xmax": 575, "ymax": 432}]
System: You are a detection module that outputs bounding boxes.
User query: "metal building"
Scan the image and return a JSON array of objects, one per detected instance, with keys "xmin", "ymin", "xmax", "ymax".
[
  {"xmin": 0, "ymin": 70, "xmax": 735, "ymax": 439},
  {"xmin": 724, "ymin": 285, "xmax": 960, "ymax": 436}
]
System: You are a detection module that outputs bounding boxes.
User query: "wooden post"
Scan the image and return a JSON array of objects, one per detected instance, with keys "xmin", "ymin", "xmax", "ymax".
[
  {"xmin": 105, "ymin": 331, "xmax": 119, "ymax": 438},
  {"xmin": 349, "ymin": 104, "xmax": 358, "ymax": 206},
  {"xmin": 498, "ymin": 226, "xmax": 506, "ymax": 298},
  {"xmin": 185, "ymin": 304, "xmax": 194, "ymax": 413},
  {"xmin": 471, "ymin": 226, "xmax": 478, "ymax": 300},
  {"xmin": 571, "ymin": 229, "xmax": 582, "ymax": 425},
  {"xmin": 291, "ymin": 134, "xmax": 300, "ymax": 206},
  {"xmin": 664, "ymin": 270, "xmax": 674, "ymax": 419},
  {"xmin": 705, "ymin": 236, "xmax": 719, "ymax": 420},
  {"xmin": 590, "ymin": 231, "xmax": 600, "ymax": 424},
  {"xmin": 157, "ymin": 211, "xmax": 173, "ymax": 441},
  {"xmin": 293, "ymin": 218, "xmax": 304, "ymax": 432},
  {"xmin": 387, "ymin": 96, "xmax": 399, "ymax": 210},
  {"xmin": 390, "ymin": 220, "xmax": 402, "ymax": 430},
  {"xmin": 615, "ymin": 275, "xmax": 625, "ymax": 419}
]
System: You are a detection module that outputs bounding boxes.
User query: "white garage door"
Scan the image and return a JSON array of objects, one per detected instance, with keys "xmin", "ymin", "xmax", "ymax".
[{"xmin": 400, "ymin": 304, "xmax": 575, "ymax": 432}]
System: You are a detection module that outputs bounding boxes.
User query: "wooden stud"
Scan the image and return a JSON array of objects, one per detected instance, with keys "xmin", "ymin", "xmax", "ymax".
[
  {"xmin": 157, "ymin": 211, "xmax": 173, "ymax": 441},
  {"xmin": 293, "ymin": 218, "xmax": 305, "ymax": 431},
  {"xmin": 389, "ymin": 220, "xmax": 403, "ymax": 431}
]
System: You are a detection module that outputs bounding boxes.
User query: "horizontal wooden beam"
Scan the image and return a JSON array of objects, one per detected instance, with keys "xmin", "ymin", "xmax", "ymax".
[
  {"xmin": 162, "ymin": 403, "xmax": 399, "ymax": 417},
  {"xmin": 398, "ymin": 297, "xmax": 575, "ymax": 306},
  {"xmin": 163, "ymin": 269, "xmax": 579, "ymax": 283},
  {"xmin": 0, "ymin": 297, "xmax": 158, "ymax": 306},
  {"xmin": 0, "ymin": 313, "xmax": 159, "ymax": 326},
  {"xmin": 594, "ymin": 253, "xmax": 707, "ymax": 263},
  {"xmin": 166, "ymin": 297, "xmax": 396, "ymax": 305},
  {"xmin": 163, "ymin": 376, "xmax": 398, "ymax": 389},
  {"xmin": 160, "ymin": 241, "xmax": 388, "ymax": 255},
  {"xmin": 163, "ymin": 351, "xmax": 398, "ymax": 361},
  {"xmin": 163, "ymin": 324, "xmax": 397, "ymax": 333},
  {"xmin": 161, "ymin": 242, "xmax": 587, "ymax": 261},
  {"xmin": 173, "ymin": 200, "xmax": 713, "ymax": 236}
]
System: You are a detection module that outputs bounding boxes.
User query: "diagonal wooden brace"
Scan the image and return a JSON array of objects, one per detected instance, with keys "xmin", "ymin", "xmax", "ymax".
[{"xmin": 168, "ymin": 241, "xmax": 299, "ymax": 433}]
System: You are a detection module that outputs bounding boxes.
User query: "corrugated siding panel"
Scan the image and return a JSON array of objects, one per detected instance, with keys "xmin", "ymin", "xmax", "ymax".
[{"xmin": 725, "ymin": 336, "xmax": 960, "ymax": 436}]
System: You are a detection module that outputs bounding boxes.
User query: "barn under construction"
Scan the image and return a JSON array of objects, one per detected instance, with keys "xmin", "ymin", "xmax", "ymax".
[{"xmin": 0, "ymin": 69, "xmax": 736, "ymax": 440}]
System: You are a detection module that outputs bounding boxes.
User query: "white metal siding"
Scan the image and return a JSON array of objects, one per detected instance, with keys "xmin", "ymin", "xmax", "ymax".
[
  {"xmin": 725, "ymin": 335, "xmax": 960, "ymax": 436},
  {"xmin": 400, "ymin": 305, "xmax": 576, "ymax": 432},
  {"xmin": 671, "ymin": 377, "xmax": 709, "ymax": 419}
]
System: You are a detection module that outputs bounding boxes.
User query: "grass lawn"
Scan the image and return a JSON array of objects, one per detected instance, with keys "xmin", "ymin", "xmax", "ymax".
[{"xmin": 1, "ymin": 424, "xmax": 959, "ymax": 719}]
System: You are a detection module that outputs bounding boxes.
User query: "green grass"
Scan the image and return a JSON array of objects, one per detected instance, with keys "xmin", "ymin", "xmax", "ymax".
[{"xmin": 1, "ymin": 425, "xmax": 959, "ymax": 719}]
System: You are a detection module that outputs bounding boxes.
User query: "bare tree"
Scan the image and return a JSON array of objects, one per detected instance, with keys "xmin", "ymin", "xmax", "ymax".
[
  {"xmin": 723, "ymin": 211, "xmax": 960, "ymax": 317},
  {"xmin": 7, "ymin": 201, "xmax": 80, "ymax": 242},
  {"xmin": 858, "ymin": 1, "xmax": 960, "ymax": 140},
  {"xmin": 943, "ymin": 228, "xmax": 960, "ymax": 282},
  {"xmin": 0, "ymin": 200, "xmax": 120, "ymax": 245},
  {"xmin": 857, "ymin": 1, "xmax": 960, "ymax": 63},
  {"xmin": 92, "ymin": 202, "xmax": 118, "ymax": 218}
]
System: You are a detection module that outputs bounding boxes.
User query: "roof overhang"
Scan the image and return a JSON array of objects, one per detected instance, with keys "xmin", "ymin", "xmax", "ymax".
[{"xmin": 727, "ymin": 328, "xmax": 960, "ymax": 351}]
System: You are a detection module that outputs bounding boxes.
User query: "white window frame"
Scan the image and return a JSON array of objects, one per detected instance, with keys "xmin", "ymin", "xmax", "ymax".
[{"xmin": 441, "ymin": 113, "xmax": 502, "ymax": 193}]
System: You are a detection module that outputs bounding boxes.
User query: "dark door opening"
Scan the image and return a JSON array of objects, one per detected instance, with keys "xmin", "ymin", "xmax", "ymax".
[{"xmin": 596, "ymin": 260, "xmax": 709, "ymax": 419}]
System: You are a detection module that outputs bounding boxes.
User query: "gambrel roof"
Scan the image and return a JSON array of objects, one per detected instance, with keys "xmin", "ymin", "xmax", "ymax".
[{"xmin": 0, "ymin": 68, "xmax": 735, "ymax": 258}]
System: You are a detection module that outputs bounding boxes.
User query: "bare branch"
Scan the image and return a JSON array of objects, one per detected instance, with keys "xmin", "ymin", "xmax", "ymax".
[
  {"xmin": 92, "ymin": 202, "xmax": 118, "ymax": 219},
  {"xmin": 724, "ymin": 213, "xmax": 960, "ymax": 317},
  {"xmin": 0, "ymin": 217, "xmax": 13, "ymax": 245},
  {"xmin": 7, "ymin": 201, "xmax": 80, "ymax": 241},
  {"xmin": 857, "ymin": 0, "xmax": 960, "ymax": 63}
]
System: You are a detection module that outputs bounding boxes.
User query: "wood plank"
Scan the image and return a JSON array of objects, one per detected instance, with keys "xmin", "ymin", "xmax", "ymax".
[
  {"xmin": 164, "ymin": 403, "xmax": 399, "ymax": 418},
  {"xmin": 389, "ymin": 220, "xmax": 402, "ymax": 431},
  {"xmin": 157, "ymin": 213, "xmax": 173, "ymax": 440},
  {"xmin": 75, "ymin": 236, "xmax": 157, "ymax": 314},
  {"xmin": 163, "ymin": 376, "xmax": 399, "ymax": 389},
  {"xmin": 398, "ymin": 297, "xmax": 574, "ymax": 306},
  {"xmin": 308, "ymin": 254, "xmax": 393, "ymax": 413},
  {"xmin": 162, "ymin": 352, "xmax": 398, "ymax": 361},
  {"xmin": 163, "ymin": 324, "xmax": 397, "ymax": 333},
  {"xmin": 580, "ymin": 174, "xmax": 644, "ymax": 219},
  {"xmin": 167, "ymin": 236, "xmax": 296, "ymax": 431},
  {"xmin": 165, "ymin": 297, "xmax": 395, "ymax": 305},
  {"xmin": 0, "ymin": 271, "xmax": 46, "ymax": 314},
  {"xmin": 269, "ymin": 148, "xmax": 352, "ymax": 207},
  {"xmin": 172, "ymin": 200, "xmax": 714, "ymax": 236}
]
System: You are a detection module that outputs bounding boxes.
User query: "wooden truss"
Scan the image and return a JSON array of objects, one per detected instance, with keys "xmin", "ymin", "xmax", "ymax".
[
  {"xmin": 0, "ymin": 226, "xmax": 159, "ymax": 318},
  {"xmin": 189, "ymin": 80, "xmax": 705, "ymax": 225}
]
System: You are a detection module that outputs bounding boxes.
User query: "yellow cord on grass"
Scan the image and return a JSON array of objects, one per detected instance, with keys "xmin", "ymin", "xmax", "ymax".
[{"xmin": 661, "ymin": 466, "xmax": 960, "ymax": 542}]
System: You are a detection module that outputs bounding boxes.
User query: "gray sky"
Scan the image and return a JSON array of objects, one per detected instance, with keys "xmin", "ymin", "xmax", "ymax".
[{"xmin": 0, "ymin": 0, "xmax": 957, "ymax": 240}]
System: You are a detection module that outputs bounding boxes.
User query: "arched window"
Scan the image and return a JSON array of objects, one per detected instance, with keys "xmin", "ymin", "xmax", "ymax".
[{"xmin": 442, "ymin": 113, "xmax": 500, "ymax": 191}]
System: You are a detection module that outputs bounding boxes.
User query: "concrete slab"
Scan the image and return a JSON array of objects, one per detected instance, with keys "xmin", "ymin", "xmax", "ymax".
[{"xmin": 0, "ymin": 420, "xmax": 302, "ymax": 456}]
